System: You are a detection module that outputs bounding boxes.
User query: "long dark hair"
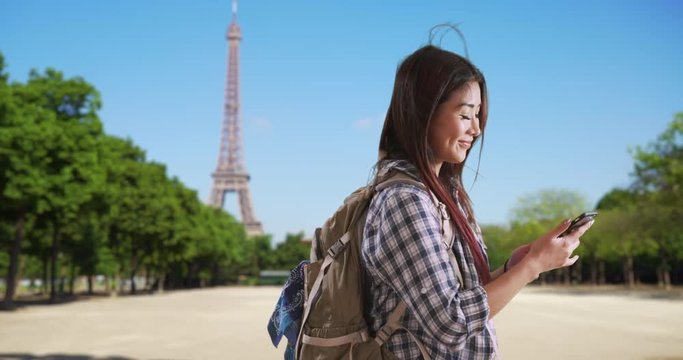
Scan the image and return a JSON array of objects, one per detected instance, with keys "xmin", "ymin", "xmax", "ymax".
[{"xmin": 377, "ymin": 45, "xmax": 491, "ymax": 284}]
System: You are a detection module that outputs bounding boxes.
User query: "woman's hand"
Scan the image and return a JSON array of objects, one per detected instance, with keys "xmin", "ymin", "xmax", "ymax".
[
  {"xmin": 507, "ymin": 244, "xmax": 531, "ymax": 270},
  {"xmin": 522, "ymin": 218, "xmax": 594, "ymax": 278},
  {"xmin": 485, "ymin": 218, "xmax": 594, "ymax": 318}
]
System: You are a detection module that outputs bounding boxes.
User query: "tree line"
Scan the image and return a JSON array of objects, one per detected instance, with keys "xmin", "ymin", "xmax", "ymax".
[
  {"xmin": 0, "ymin": 54, "xmax": 309, "ymax": 309},
  {"xmin": 483, "ymin": 113, "xmax": 683, "ymax": 289}
]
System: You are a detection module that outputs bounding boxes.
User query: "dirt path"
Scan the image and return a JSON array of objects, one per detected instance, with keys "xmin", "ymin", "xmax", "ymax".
[
  {"xmin": 496, "ymin": 287, "xmax": 683, "ymax": 360},
  {"xmin": 0, "ymin": 287, "xmax": 681, "ymax": 359}
]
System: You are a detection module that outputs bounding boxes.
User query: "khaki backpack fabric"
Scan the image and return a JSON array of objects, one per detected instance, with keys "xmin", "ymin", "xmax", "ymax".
[{"xmin": 295, "ymin": 171, "xmax": 463, "ymax": 360}]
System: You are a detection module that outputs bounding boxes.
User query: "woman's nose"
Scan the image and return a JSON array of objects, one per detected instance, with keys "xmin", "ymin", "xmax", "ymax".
[{"xmin": 468, "ymin": 118, "xmax": 481, "ymax": 137}]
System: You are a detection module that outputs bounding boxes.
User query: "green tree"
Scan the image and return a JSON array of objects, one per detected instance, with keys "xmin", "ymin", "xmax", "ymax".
[
  {"xmin": 148, "ymin": 175, "xmax": 199, "ymax": 292},
  {"xmin": 637, "ymin": 202, "xmax": 683, "ymax": 289},
  {"xmin": 480, "ymin": 224, "xmax": 511, "ymax": 270},
  {"xmin": 65, "ymin": 212, "xmax": 107, "ymax": 294},
  {"xmin": 630, "ymin": 113, "xmax": 683, "ymax": 289},
  {"xmin": 509, "ymin": 189, "xmax": 590, "ymax": 284},
  {"xmin": 631, "ymin": 113, "xmax": 683, "ymax": 204},
  {"xmin": 595, "ymin": 188, "xmax": 637, "ymax": 210},
  {"xmin": 16, "ymin": 68, "xmax": 104, "ymax": 302},
  {"xmin": 0, "ymin": 60, "xmax": 89, "ymax": 306},
  {"xmin": 98, "ymin": 135, "xmax": 146, "ymax": 294},
  {"xmin": 577, "ymin": 187, "xmax": 639, "ymax": 285},
  {"xmin": 251, "ymin": 234, "xmax": 275, "ymax": 273},
  {"xmin": 272, "ymin": 232, "xmax": 310, "ymax": 270},
  {"xmin": 584, "ymin": 207, "xmax": 653, "ymax": 287},
  {"xmin": 0, "ymin": 220, "xmax": 13, "ymax": 297},
  {"xmin": 127, "ymin": 162, "xmax": 172, "ymax": 294},
  {"xmin": 510, "ymin": 189, "xmax": 590, "ymax": 225}
]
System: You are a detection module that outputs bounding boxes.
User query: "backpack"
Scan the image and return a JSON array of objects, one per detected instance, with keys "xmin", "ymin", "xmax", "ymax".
[{"xmin": 277, "ymin": 170, "xmax": 464, "ymax": 360}]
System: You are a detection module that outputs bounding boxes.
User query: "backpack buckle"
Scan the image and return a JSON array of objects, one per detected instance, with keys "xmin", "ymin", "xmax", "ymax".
[
  {"xmin": 375, "ymin": 325, "xmax": 394, "ymax": 345},
  {"xmin": 437, "ymin": 202, "xmax": 450, "ymax": 236},
  {"xmin": 437, "ymin": 202, "xmax": 450, "ymax": 220},
  {"xmin": 327, "ymin": 238, "xmax": 347, "ymax": 259}
]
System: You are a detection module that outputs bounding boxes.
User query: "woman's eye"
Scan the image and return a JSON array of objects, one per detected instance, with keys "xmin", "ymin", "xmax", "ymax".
[{"xmin": 460, "ymin": 115, "xmax": 470, "ymax": 120}]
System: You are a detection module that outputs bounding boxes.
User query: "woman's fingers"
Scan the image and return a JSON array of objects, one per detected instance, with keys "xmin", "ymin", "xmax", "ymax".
[
  {"xmin": 527, "ymin": 219, "xmax": 592, "ymax": 274},
  {"xmin": 573, "ymin": 219, "xmax": 594, "ymax": 237},
  {"xmin": 564, "ymin": 219, "xmax": 595, "ymax": 241},
  {"xmin": 577, "ymin": 219, "xmax": 595, "ymax": 236},
  {"xmin": 568, "ymin": 238, "xmax": 581, "ymax": 253},
  {"xmin": 548, "ymin": 219, "xmax": 572, "ymax": 240},
  {"xmin": 564, "ymin": 255, "xmax": 580, "ymax": 267}
]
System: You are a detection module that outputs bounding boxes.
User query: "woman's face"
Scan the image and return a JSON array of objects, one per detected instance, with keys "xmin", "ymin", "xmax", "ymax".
[{"xmin": 427, "ymin": 81, "xmax": 482, "ymax": 167}]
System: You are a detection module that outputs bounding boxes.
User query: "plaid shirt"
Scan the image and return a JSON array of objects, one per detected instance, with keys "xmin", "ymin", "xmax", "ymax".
[{"xmin": 361, "ymin": 160, "xmax": 498, "ymax": 359}]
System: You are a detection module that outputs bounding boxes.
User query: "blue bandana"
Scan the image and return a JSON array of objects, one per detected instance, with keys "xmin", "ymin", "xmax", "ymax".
[{"xmin": 267, "ymin": 260, "xmax": 309, "ymax": 360}]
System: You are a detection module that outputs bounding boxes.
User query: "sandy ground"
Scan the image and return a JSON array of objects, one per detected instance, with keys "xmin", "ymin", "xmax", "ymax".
[{"xmin": 0, "ymin": 286, "xmax": 682, "ymax": 360}]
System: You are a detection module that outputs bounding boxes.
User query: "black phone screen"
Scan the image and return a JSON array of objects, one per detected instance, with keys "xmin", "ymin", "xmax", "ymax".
[{"xmin": 559, "ymin": 211, "xmax": 598, "ymax": 238}]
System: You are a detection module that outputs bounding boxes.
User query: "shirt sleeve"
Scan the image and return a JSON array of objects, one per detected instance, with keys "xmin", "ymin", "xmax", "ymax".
[{"xmin": 363, "ymin": 185, "xmax": 490, "ymax": 349}]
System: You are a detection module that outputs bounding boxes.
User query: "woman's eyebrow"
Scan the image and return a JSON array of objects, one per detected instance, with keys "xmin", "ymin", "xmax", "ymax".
[{"xmin": 458, "ymin": 103, "xmax": 479, "ymax": 108}]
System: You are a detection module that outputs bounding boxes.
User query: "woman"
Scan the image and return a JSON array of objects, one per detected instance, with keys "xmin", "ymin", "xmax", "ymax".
[{"xmin": 361, "ymin": 45, "xmax": 593, "ymax": 359}]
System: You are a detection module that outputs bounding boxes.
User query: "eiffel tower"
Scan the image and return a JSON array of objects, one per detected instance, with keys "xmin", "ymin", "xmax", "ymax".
[{"xmin": 209, "ymin": 0, "xmax": 263, "ymax": 236}]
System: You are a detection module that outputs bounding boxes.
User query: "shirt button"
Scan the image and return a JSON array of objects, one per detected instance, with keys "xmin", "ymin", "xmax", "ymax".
[{"xmin": 420, "ymin": 287, "xmax": 427, "ymax": 295}]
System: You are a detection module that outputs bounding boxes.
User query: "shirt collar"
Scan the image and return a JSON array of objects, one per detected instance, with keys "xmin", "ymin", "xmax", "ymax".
[{"xmin": 377, "ymin": 159, "xmax": 422, "ymax": 182}]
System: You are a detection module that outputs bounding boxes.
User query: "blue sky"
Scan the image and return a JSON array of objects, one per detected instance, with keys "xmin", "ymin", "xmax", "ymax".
[{"xmin": 2, "ymin": 0, "xmax": 682, "ymax": 244}]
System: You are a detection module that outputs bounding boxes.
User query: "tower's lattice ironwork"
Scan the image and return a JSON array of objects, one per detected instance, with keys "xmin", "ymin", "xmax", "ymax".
[{"xmin": 209, "ymin": 0, "xmax": 263, "ymax": 236}]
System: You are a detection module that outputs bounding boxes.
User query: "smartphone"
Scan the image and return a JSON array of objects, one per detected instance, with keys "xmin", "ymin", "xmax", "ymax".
[{"xmin": 559, "ymin": 211, "xmax": 598, "ymax": 238}]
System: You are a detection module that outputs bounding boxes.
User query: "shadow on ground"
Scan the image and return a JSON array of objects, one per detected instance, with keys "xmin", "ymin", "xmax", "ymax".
[
  {"xmin": 0, "ymin": 294, "xmax": 109, "ymax": 312},
  {"xmin": 0, "ymin": 354, "xmax": 141, "ymax": 360},
  {"xmin": 0, "ymin": 291, "xmax": 164, "ymax": 312}
]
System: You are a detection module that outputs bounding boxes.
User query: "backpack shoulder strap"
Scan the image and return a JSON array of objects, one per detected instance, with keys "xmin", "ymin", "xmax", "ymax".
[
  {"xmin": 442, "ymin": 217, "xmax": 465, "ymax": 287},
  {"xmin": 374, "ymin": 301, "xmax": 432, "ymax": 360},
  {"xmin": 374, "ymin": 172, "xmax": 423, "ymax": 193}
]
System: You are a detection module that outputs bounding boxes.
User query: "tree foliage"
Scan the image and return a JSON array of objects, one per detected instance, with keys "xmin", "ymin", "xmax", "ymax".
[
  {"xmin": 510, "ymin": 188, "xmax": 590, "ymax": 226},
  {"xmin": 0, "ymin": 54, "xmax": 267, "ymax": 303},
  {"xmin": 271, "ymin": 232, "xmax": 311, "ymax": 270}
]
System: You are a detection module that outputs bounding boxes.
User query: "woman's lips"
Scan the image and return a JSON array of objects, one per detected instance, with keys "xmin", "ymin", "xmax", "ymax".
[{"xmin": 458, "ymin": 141, "xmax": 471, "ymax": 148}]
